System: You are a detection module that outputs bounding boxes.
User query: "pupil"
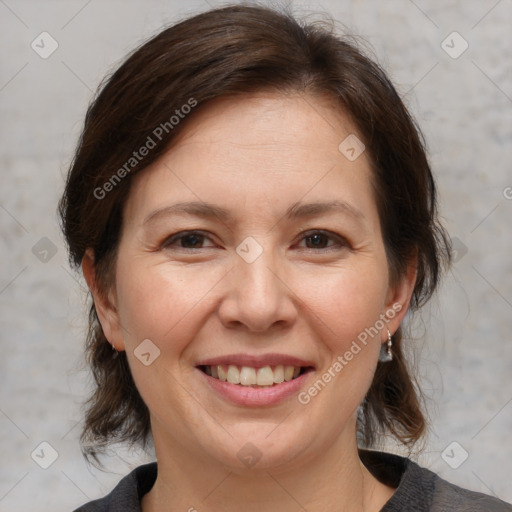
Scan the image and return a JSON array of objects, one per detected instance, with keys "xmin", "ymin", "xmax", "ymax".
[
  {"xmin": 183, "ymin": 234, "xmax": 202, "ymax": 248},
  {"xmin": 308, "ymin": 234, "xmax": 326, "ymax": 248}
]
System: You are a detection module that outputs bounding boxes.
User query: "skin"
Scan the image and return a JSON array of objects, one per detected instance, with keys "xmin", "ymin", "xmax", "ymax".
[{"xmin": 83, "ymin": 91, "xmax": 416, "ymax": 511}]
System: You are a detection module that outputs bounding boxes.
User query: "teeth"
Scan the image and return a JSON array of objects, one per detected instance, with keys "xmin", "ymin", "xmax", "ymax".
[
  {"xmin": 227, "ymin": 365, "xmax": 240, "ymax": 384},
  {"xmin": 273, "ymin": 364, "xmax": 284, "ymax": 383},
  {"xmin": 218, "ymin": 365, "xmax": 227, "ymax": 381},
  {"xmin": 240, "ymin": 366, "xmax": 256, "ymax": 385},
  {"xmin": 204, "ymin": 364, "xmax": 304, "ymax": 386},
  {"xmin": 284, "ymin": 365, "xmax": 294, "ymax": 381},
  {"xmin": 256, "ymin": 366, "xmax": 274, "ymax": 386}
]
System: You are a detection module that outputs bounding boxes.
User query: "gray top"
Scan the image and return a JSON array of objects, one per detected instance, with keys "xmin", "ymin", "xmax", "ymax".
[{"xmin": 73, "ymin": 450, "xmax": 512, "ymax": 511}]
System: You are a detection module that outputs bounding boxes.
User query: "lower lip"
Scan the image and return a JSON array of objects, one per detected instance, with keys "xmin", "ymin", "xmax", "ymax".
[{"xmin": 197, "ymin": 368, "xmax": 313, "ymax": 407}]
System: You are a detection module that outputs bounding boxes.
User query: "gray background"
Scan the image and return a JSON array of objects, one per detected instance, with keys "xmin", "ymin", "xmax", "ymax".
[{"xmin": 1, "ymin": 0, "xmax": 511, "ymax": 510}]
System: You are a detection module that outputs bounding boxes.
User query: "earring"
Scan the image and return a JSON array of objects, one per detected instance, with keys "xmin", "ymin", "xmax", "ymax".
[
  {"xmin": 112, "ymin": 342, "xmax": 120, "ymax": 358},
  {"xmin": 378, "ymin": 329, "xmax": 393, "ymax": 362}
]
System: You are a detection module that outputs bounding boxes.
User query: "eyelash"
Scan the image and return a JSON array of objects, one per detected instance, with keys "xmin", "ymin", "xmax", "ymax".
[{"xmin": 160, "ymin": 230, "xmax": 349, "ymax": 252}]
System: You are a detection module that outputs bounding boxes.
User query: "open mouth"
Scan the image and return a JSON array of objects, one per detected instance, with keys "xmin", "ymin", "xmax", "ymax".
[{"xmin": 197, "ymin": 364, "xmax": 314, "ymax": 388}]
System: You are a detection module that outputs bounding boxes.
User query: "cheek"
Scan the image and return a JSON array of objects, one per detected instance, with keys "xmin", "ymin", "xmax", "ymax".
[
  {"xmin": 292, "ymin": 261, "xmax": 388, "ymax": 344},
  {"xmin": 114, "ymin": 257, "xmax": 222, "ymax": 349},
  {"xmin": 291, "ymin": 266, "xmax": 387, "ymax": 435},
  {"xmin": 114, "ymin": 253, "xmax": 389, "ymax": 353}
]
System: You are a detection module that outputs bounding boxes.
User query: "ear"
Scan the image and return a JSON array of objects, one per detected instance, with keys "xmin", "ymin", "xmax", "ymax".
[
  {"xmin": 382, "ymin": 253, "xmax": 418, "ymax": 340},
  {"xmin": 82, "ymin": 248, "xmax": 126, "ymax": 351}
]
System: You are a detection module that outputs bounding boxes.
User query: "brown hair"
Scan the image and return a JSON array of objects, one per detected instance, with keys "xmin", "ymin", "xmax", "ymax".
[{"xmin": 58, "ymin": 3, "xmax": 451, "ymax": 460}]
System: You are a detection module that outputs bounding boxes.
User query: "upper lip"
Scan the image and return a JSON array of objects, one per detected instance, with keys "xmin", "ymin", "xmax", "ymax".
[{"xmin": 196, "ymin": 353, "xmax": 316, "ymax": 369}]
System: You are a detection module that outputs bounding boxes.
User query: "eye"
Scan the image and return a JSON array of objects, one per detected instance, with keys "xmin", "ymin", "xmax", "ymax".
[
  {"xmin": 160, "ymin": 229, "xmax": 348, "ymax": 252},
  {"xmin": 296, "ymin": 230, "xmax": 348, "ymax": 251},
  {"xmin": 161, "ymin": 231, "xmax": 216, "ymax": 250}
]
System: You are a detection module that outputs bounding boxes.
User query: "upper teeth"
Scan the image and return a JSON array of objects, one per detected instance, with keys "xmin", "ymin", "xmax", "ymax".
[{"xmin": 204, "ymin": 365, "xmax": 301, "ymax": 386}]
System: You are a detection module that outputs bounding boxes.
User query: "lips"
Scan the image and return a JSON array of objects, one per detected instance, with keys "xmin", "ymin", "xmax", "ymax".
[
  {"xmin": 196, "ymin": 354, "xmax": 315, "ymax": 386},
  {"xmin": 195, "ymin": 353, "xmax": 315, "ymax": 404}
]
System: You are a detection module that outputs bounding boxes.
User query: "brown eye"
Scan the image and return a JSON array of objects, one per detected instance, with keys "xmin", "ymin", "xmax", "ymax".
[
  {"xmin": 304, "ymin": 233, "xmax": 331, "ymax": 249},
  {"xmin": 162, "ymin": 231, "xmax": 215, "ymax": 250},
  {"xmin": 179, "ymin": 233, "xmax": 205, "ymax": 248},
  {"xmin": 298, "ymin": 230, "xmax": 347, "ymax": 251}
]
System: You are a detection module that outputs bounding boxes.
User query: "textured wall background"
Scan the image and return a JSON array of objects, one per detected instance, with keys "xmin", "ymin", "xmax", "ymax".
[{"xmin": 1, "ymin": 0, "xmax": 511, "ymax": 510}]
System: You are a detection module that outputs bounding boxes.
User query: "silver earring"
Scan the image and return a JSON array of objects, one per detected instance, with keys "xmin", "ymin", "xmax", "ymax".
[{"xmin": 379, "ymin": 329, "xmax": 393, "ymax": 362}]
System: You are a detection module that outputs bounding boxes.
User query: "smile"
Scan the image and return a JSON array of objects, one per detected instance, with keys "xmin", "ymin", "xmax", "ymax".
[
  {"xmin": 198, "ymin": 364, "xmax": 312, "ymax": 387},
  {"xmin": 196, "ymin": 363, "xmax": 315, "ymax": 407}
]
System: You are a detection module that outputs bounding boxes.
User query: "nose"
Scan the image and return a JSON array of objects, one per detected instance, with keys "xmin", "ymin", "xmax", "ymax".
[{"xmin": 217, "ymin": 248, "xmax": 297, "ymax": 333}]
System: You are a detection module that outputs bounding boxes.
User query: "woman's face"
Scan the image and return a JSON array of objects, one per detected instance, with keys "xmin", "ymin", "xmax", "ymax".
[{"xmin": 88, "ymin": 92, "xmax": 414, "ymax": 471}]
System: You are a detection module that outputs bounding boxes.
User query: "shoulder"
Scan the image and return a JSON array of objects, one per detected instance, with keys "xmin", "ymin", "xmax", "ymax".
[
  {"xmin": 359, "ymin": 449, "xmax": 512, "ymax": 511},
  {"xmin": 428, "ymin": 469, "xmax": 512, "ymax": 512},
  {"xmin": 72, "ymin": 462, "xmax": 157, "ymax": 512}
]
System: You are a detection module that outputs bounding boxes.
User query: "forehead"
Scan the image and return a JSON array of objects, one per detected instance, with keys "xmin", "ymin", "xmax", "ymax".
[
  {"xmin": 167, "ymin": 91, "xmax": 357, "ymax": 157},
  {"xmin": 125, "ymin": 91, "xmax": 377, "ymax": 226}
]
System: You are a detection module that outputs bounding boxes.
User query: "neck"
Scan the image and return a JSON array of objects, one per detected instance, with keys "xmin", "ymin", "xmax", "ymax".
[{"xmin": 142, "ymin": 423, "xmax": 394, "ymax": 512}]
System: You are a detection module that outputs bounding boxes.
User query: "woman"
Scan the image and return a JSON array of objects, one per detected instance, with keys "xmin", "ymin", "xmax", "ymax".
[{"xmin": 58, "ymin": 4, "xmax": 512, "ymax": 511}]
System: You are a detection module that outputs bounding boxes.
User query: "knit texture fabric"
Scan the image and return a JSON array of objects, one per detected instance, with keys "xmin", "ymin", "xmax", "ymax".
[{"xmin": 73, "ymin": 450, "xmax": 512, "ymax": 511}]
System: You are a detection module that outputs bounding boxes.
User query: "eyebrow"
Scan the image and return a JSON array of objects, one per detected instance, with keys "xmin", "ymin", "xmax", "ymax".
[
  {"xmin": 143, "ymin": 201, "xmax": 234, "ymax": 226},
  {"xmin": 285, "ymin": 200, "xmax": 365, "ymax": 222},
  {"xmin": 142, "ymin": 199, "xmax": 365, "ymax": 226}
]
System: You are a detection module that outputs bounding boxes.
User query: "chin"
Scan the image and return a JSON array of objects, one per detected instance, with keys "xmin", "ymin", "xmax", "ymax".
[{"xmin": 196, "ymin": 421, "xmax": 322, "ymax": 474}]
